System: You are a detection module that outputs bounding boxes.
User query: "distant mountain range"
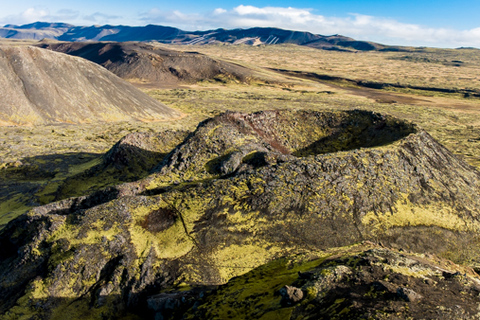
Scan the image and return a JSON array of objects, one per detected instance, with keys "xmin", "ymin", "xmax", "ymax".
[{"xmin": 1, "ymin": 21, "xmax": 413, "ymax": 51}]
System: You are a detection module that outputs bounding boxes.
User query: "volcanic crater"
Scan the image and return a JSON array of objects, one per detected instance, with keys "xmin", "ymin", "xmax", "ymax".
[
  {"xmin": 214, "ymin": 109, "xmax": 416, "ymax": 156},
  {"xmin": 1, "ymin": 110, "xmax": 480, "ymax": 319}
]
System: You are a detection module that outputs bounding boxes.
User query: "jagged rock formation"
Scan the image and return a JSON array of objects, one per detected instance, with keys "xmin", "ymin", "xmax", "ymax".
[
  {"xmin": 0, "ymin": 45, "xmax": 180, "ymax": 125},
  {"xmin": 38, "ymin": 41, "xmax": 256, "ymax": 86},
  {"xmin": 1, "ymin": 110, "xmax": 480, "ymax": 318}
]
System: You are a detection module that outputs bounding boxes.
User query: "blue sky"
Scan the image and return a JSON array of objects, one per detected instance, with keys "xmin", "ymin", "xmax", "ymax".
[{"xmin": 1, "ymin": 0, "xmax": 480, "ymax": 48}]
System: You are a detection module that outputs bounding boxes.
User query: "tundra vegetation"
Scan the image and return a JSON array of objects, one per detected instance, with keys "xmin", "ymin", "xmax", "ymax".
[{"xmin": 0, "ymin": 40, "xmax": 480, "ymax": 319}]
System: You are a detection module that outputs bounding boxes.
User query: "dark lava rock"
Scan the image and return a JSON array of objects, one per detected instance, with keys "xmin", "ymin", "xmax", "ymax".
[
  {"xmin": 396, "ymin": 287, "xmax": 423, "ymax": 302},
  {"xmin": 280, "ymin": 285, "xmax": 304, "ymax": 305},
  {"xmin": 1, "ymin": 109, "xmax": 480, "ymax": 319},
  {"xmin": 185, "ymin": 245, "xmax": 480, "ymax": 320}
]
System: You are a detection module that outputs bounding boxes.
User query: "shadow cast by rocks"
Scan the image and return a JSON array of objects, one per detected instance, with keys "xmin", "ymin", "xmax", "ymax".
[
  {"xmin": 293, "ymin": 112, "xmax": 416, "ymax": 157},
  {"xmin": 0, "ymin": 152, "xmax": 100, "ymax": 181}
]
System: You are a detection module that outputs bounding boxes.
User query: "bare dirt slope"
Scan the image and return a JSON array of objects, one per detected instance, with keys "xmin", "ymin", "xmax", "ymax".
[
  {"xmin": 39, "ymin": 42, "xmax": 257, "ymax": 87},
  {"xmin": 0, "ymin": 45, "xmax": 180, "ymax": 125}
]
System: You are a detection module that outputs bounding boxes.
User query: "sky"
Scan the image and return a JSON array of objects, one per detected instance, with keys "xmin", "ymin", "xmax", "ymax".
[{"xmin": 1, "ymin": 0, "xmax": 480, "ymax": 48}]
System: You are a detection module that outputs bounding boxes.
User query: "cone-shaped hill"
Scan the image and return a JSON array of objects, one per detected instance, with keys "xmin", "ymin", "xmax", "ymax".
[
  {"xmin": 38, "ymin": 41, "xmax": 256, "ymax": 86},
  {"xmin": 1, "ymin": 110, "xmax": 480, "ymax": 318},
  {"xmin": 0, "ymin": 45, "xmax": 180, "ymax": 125}
]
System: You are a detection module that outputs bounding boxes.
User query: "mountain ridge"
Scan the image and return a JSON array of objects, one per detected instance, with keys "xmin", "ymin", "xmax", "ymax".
[{"xmin": 1, "ymin": 21, "xmax": 409, "ymax": 51}]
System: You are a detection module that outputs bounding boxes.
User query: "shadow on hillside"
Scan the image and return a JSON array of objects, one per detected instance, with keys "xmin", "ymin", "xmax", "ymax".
[
  {"xmin": 55, "ymin": 146, "xmax": 170, "ymax": 201},
  {"xmin": 0, "ymin": 152, "xmax": 104, "ymax": 226},
  {"xmin": 293, "ymin": 122, "xmax": 415, "ymax": 157},
  {"xmin": 0, "ymin": 152, "xmax": 101, "ymax": 181},
  {"xmin": 293, "ymin": 111, "xmax": 417, "ymax": 157},
  {"xmin": 0, "ymin": 147, "xmax": 169, "ymax": 226},
  {"xmin": 0, "ymin": 294, "xmax": 147, "ymax": 320}
]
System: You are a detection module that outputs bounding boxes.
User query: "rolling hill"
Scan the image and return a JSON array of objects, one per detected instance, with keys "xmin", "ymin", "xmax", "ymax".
[
  {"xmin": 38, "ymin": 41, "xmax": 257, "ymax": 86},
  {"xmin": 0, "ymin": 45, "xmax": 180, "ymax": 125}
]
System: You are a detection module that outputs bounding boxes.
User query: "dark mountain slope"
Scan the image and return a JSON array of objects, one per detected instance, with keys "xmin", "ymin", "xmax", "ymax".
[
  {"xmin": 58, "ymin": 24, "xmax": 185, "ymax": 42},
  {"xmin": 0, "ymin": 22, "xmax": 72, "ymax": 40},
  {"xmin": 1, "ymin": 109, "xmax": 480, "ymax": 318},
  {"xmin": 0, "ymin": 45, "xmax": 180, "ymax": 125},
  {"xmin": 1, "ymin": 21, "xmax": 401, "ymax": 51},
  {"xmin": 210, "ymin": 27, "xmax": 325, "ymax": 44},
  {"xmin": 39, "ymin": 41, "xmax": 256, "ymax": 85}
]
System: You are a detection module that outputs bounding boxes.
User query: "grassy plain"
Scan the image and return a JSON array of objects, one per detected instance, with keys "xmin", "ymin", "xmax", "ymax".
[
  {"xmin": 1, "ymin": 42, "xmax": 479, "ymax": 227},
  {"xmin": 168, "ymin": 44, "xmax": 480, "ymax": 91}
]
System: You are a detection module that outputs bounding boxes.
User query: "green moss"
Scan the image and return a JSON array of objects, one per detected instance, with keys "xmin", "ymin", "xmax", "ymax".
[
  {"xmin": 48, "ymin": 295, "xmax": 127, "ymax": 320},
  {"xmin": 258, "ymin": 308, "xmax": 294, "ymax": 320},
  {"xmin": 1, "ymin": 279, "xmax": 50, "ymax": 320},
  {"xmin": 0, "ymin": 194, "xmax": 30, "ymax": 229},
  {"xmin": 361, "ymin": 195, "xmax": 480, "ymax": 234},
  {"xmin": 127, "ymin": 196, "xmax": 199, "ymax": 260},
  {"xmin": 303, "ymin": 286, "xmax": 318, "ymax": 302},
  {"xmin": 185, "ymin": 256, "xmax": 328, "ymax": 319},
  {"xmin": 37, "ymin": 157, "xmax": 102, "ymax": 204}
]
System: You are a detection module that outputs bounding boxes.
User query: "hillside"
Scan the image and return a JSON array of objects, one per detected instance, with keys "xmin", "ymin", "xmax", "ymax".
[
  {"xmin": 1, "ymin": 109, "xmax": 480, "ymax": 318},
  {"xmin": 0, "ymin": 22, "xmax": 72, "ymax": 40},
  {"xmin": 38, "ymin": 41, "xmax": 257, "ymax": 86},
  {"xmin": 0, "ymin": 45, "xmax": 180, "ymax": 125},
  {"xmin": 182, "ymin": 244, "xmax": 480, "ymax": 320},
  {"xmin": 1, "ymin": 22, "xmax": 405, "ymax": 51}
]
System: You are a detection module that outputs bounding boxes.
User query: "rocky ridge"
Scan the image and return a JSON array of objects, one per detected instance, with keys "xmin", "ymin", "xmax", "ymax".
[{"xmin": 1, "ymin": 109, "xmax": 480, "ymax": 319}]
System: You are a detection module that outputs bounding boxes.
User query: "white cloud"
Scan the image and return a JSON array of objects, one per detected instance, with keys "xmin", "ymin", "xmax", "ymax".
[
  {"xmin": 84, "ymin": 12, "xmax": 122, "ymax": 24},
  {"xmin": 213, "ymin": 8, "xmax": 227, "ymax": 15},
  {"xmin": 140, "ymin": 5, "xmax": 480, "ymax": 48},
  {"xmin": 1, "ymin": 7, "xmax": 79, "ymax": 25},
  {"xmin": 22, "ymin": 7, "xmax": 49, "ymax": 22}
]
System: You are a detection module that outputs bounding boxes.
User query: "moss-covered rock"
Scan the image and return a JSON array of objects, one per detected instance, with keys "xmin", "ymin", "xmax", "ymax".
[
  {"xmin": 184, "ymin": 243, "xmax": 480, "ymax": 320},
  {"xmin": 55, "ymin": 130, "xmax": 189, "ymax": 200},
  {"xmin": 1, "ymin": 109, "xmax": 480, "ymax": 319}
]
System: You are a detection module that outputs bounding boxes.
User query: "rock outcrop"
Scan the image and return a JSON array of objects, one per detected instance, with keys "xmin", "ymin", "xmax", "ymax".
[
  {"xmin": 0, "ymin": 45, "xmax": 180, "ymax": 125},
  {"xmin": 55, "ymin": 130, "xmax": 190, "ymax": 200},
  {"xmin": 1, "ymin": 109, "xmax": 480, "ymax": 318},
  {"xmin": 185, "ymin": 244, "xmax": 480, "ymax": 320}
]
